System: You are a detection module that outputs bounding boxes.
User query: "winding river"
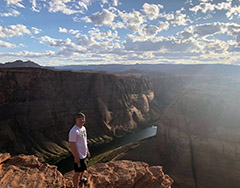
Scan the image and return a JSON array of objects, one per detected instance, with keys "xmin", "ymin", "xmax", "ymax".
[{"xmin": 57, "ymin": 126, "xmax": 157, "ymax": 173}]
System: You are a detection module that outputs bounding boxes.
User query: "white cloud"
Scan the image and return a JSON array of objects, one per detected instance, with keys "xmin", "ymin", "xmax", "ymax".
[
  {"xmin": 48, "ymin": 0, "xmax": 83, "ymax": 15},
  {"xmin": 0, "ymin": 40, "xmax": 16, "ymax": 48},
  {"xmin": 59, "ymin": 27, "xmax": 79, "ymax": 34},
  {"xmin": 160, "ymin": 10, "xmax": 190, "ymax": 26},
  {"xmin": 0, "ymin": 50, "xmax": 57, "ymax": 58},
  {"xmin": 124, "ymin": 37, "xmax": 201, "ymax": 53},
  {"xmin": 118, "ymin": 10, "xmax": 145, "ymax": 33},
  {"xmin": 189, "ymin": 1, "xmax": 232, "ymax": 14},
  {"xmin": 78, "ymin": 1, "xmax": 88, "ymax": 10},
  {"xmin": 142, "ymin": 3, "xmax": 163, "ymax": 20},
  {"xmin": 113, "ymin": 0, "xmax": 119, "ymax": 6},
  {"xmin": 158, "ymin": 21, "xmax": 170, "ymax": 31},
  {"xmin": 31, "ymin": 27, "xmax": 42, "ymax": 34},
  {"xmin": 5, "ymin": 0, "xmax": 25, "ymax": 8},
  {"xmin": 88, "ymin": 9, "xmax": 116, "ymax": 26},
  {"xmin": 179, "ymin": 22, "xmax": 240, "ymax": 39},
  {"xmin": 40, "ymin": 35, "xmax": 55, "ymax": 43},
  {"xmin": 226, "ymin": 5, "xmax": 240, "ymax": 19},
  {"xmin": 190, "ymin": 3, "xmax": 215, "ymax": 13},
  {"xmin": 199, "ymin": 0, "xmax": 213, "ymax": 2},
  {"xmin": 75, "ymin": 35, "xmax": 95, "ymax": 46},
  {"xmin": 30, "ymin": 0, "xmax": 41, "ymax": 12},
  {"xmin": 59, "ymin": 27, "xmax": 68, "ymax": 33},
  {"xmin": 141, "ymin": 25, "xmax": 159, "ymax": 36},
  {"xmin": 0, "ymin": 9, "xmax": 20, "ymax": 17},
  {"xmin": 0, "ymin": 24, "xmax": 31, "ymax": 38},
  {"xmin": 201, "ymin": 38, "xmax": 229, "ymax": 54},
  {"xmin": 138, "ymin": 23, "xmax": 169, "ymax": 38},
  {"xmin": 40, "ymin": 35, "xmax": 87, "ymax": 56}
]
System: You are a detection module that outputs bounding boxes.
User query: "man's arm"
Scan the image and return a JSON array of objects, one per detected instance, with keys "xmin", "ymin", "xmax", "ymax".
[
  {"xmin": 69, "ymin": 142, "xmax": 80, "ymax": 163},
  {"xmin": 87, "ymin": 146, "xmax": 91, "ymax": 158}
]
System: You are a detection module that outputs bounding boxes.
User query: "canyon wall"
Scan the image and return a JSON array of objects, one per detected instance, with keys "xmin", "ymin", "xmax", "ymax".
[
  {"xmin": 119, "ymin": 70, "xmax": 240, "ymax": 188},
  {"xmin": 0, "ymin": 68, "xmax": 154, "ymax": 162}
]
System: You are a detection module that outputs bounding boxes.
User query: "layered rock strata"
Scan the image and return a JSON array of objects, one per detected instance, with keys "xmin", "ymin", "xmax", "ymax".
[
  {"xmin": 119, "ymin": 75, "xmax": 240, "ymax": 188},
  {"xmin": 0, "ymin": 68, "xmax": 154, "ymax": 161}
]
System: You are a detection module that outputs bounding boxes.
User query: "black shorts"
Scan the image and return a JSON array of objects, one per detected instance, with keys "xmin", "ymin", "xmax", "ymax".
[{"xmin": 74, "ymin": 157, "xmax": 89, "ymax": 172}]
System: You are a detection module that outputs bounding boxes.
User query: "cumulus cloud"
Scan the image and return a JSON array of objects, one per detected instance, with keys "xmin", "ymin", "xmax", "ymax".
[
  {"xmin": 0, "ymin": 9, "xmax": 20, "ymax": 17},
  {"xmin": 5, "ymin": 0, "xmax": 25, "ymax": 8},
  {"xmin": 75, "ymin": 35, "xmax": 95, "ymax": 46},
  {"xmin": 30, "ymin": 0, "xmax": 41, "ymax": 12},
  {"xmin": 158, "ymin": 21, "xmax": 170, "ymax": 31},
  {"xmin": 180, "ymin": 23, "xmax": 223, "ymax": 39},
  {"xmin": 189, "ymin": 1, "xmax": 233, "ymax": 17},
  {"xmin": 59, "ymin": 27, "xmax": 68, "ymax": 33},
  {"xmin": 0, "ymin": 24, "xmax": 31, "ymax": 38},
  {"xmin": 204, "ymin": 39, "xmax": 229, "ymax": 54},
  {"xmin": 138, "ymin": 23, "xmax": 169, "ymax": 38},
  {"xmin": 59, "ymin": 27, "xmax": 79, "ymax": 34},
  {"xmin": 113, "ymin": 0, "xmax": 119, "ymax": 6},
  {"xmin": 118, "ymin": 10, "xmax": 145, "ymax": 33},
  {"xmin": 161, "ymin": 10, "xmax": 190, "ymax": 26},
  {"xmin": 75, "ymin": 28, "xmax": 121, "ymax": 54},
  {"xmin": 226, "ymin": 5, "xmax": 240, "ymax": 19},
  {"xmin": 31, "ymin": 27, "xmax": 42, "ymax": 34},
  {"xmin": 40, "ymin": 36, "xmax": 73, "ymax": 47},
  {"xmin": 124, "ymin": 37, "xmax": 201, "ymax": 53},
  {"xmin": 142, "ymin": 3, "xmax": 163, "ymax": 20},
  {"xmin": 48, "ymin": 0, "xmax": 83, "ymax": 15},
  {"xmin": 87, "ymin": 9, "xmax": 116, "ymax": 26},
  {"xmin": 141, "ymin": 25, "xmax": 159, "ymax": 36},
  {"xmin": 0, "ymin": 40, "xmax": 16, "ymax": 48},
  {"xmin": 179, "ymin": 22, "xmax": 240, "ymax": 39}
]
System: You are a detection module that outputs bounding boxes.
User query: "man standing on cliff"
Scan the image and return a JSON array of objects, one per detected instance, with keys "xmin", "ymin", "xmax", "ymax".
[{"xmin": 69, "ymin": 112, "xmax": 90, "ymax": 188}]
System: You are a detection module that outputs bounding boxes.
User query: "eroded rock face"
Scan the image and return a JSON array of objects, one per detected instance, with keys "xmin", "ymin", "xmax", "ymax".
[
  {"xmin": 0, "ymin": 153, "xmax": 65, "ymax": 188},
  {"xmin": 64, "ymin": 160, "xmax": 173, "ymax": 188},
  {"xmin": 119, "ymin": 74, "xmax": 240, "ymax": 188},
  {"xmin": 0, "ymin": 68, "xmax": 154, "ymax": 161}
]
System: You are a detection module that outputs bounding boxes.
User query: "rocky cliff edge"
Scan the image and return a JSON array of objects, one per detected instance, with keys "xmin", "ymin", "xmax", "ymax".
[{"xmin": 0, "ymin": 153, "xmax": 173, "ymax": 188}]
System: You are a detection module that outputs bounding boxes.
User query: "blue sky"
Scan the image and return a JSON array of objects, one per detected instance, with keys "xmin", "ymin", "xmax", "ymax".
[{"xmin": 0, "ymin": 0, "xmax": 240, "ymax": 66}]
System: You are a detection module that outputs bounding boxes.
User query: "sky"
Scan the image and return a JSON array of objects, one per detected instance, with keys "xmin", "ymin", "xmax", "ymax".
[{"xmin": 0, "ymin": 0, "xmax": 240, "ymax": 66}]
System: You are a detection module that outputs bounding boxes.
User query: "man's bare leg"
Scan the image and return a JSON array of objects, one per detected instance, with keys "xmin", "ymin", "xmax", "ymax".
[
  {"xmin": 79, "ymin": 171, "xmax": 84, "ymax": 180},
  {"xmin": 73, "ymin": 172, "xmax": 80, "ymax": 188}
]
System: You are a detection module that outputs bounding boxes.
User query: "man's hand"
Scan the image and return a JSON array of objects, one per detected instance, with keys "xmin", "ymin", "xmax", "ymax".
[
  {"xmin": 74, "ymin": 157, "xmax": 80, "ymax": 163},
  {"xmin": 87, "ymin": 151, "xmax": 91, "ymax": 158}
]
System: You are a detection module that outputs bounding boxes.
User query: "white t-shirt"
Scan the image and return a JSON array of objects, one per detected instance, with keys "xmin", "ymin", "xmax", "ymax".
[{"xmin": 69, "ymin": 125, "xmax": 88, "ymax": 159}]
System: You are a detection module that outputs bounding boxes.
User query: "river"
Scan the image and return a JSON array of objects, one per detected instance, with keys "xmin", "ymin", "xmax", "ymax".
[{"xmin": 57, "ymin": 125, "xmax": 157, "ymax": 173}]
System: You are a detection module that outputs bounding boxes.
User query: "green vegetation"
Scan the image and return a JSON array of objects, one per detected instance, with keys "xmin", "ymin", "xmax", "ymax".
[{"xmin": 88, "ymin": 139, "xmax": 147, "ymax": 166}]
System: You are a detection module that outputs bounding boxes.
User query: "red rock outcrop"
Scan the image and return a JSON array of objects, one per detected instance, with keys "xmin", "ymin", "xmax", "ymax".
[
  {"xmin": 0, "ymin": 153, "xmax": 65, "ymax": 188},
  {"xmin": 0, "ymin": 153, "xmax": 173, "ymax": 188},
  {"xmin": 64, "ymin": 160, "xmax": 173, "ymax": 188},
  {"xmin": 0, "ymin": 68, "xmax": 154, "ymax": 162}
]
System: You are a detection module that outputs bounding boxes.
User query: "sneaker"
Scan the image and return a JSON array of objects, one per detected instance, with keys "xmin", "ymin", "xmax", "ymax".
[{"xmin": 79, "ymin": 177, "xmax": 88, "ymax": 184}]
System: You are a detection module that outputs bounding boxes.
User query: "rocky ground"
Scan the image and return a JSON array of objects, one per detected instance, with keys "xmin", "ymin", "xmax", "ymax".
[{"xmin": 0, "ymin": 153, "xmax": 173, "ymax": 188}]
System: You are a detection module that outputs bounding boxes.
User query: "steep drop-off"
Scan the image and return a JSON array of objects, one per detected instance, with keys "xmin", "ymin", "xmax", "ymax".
[
  {"xmin": 119, "ymin": 72, "xmax": 240, "ymax": 188},
  {"xmin": 0, "ymin": 68, "xmax": 154, "ymax": 162}
]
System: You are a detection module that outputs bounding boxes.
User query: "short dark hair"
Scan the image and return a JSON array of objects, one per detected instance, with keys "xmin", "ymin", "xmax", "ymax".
[{"xmin": 76, "ymin": 112, "xmax": 85, "ymax": 119}]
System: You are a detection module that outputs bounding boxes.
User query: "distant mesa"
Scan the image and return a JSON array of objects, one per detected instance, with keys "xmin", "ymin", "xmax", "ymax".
[{"xmin": 0, "ymin": 60, "xmax": 42, "ymax": 68}]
